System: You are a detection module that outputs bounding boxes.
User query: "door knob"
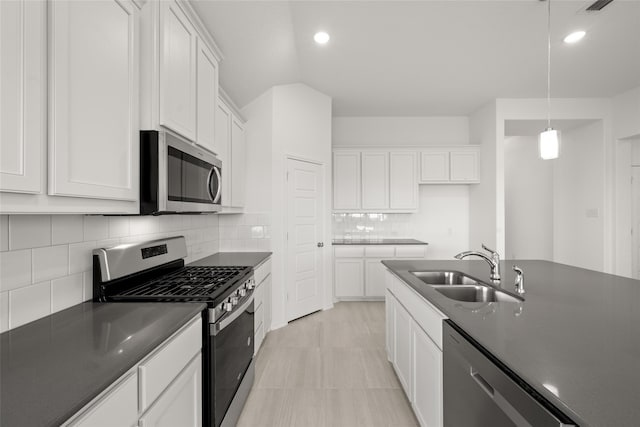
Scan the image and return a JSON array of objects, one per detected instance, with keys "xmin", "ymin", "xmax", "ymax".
[{"xmin": 317, "ymin": 242, "xmax": 324, "ymax": 247}]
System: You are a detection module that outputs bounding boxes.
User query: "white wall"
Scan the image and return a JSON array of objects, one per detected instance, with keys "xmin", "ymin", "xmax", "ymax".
[
  {"xmin": 333, "ymin": 117, "xmax": 469, "ymax": 146},
  {"xmin": 504, "ymin": 136, "xmax": 553, "ymax": 260},
  {"xmin": 468, "ymin": 101, "xmax": 499, "ymax": 252},
  {"xmin": 0, "ymin": 214, "xmax": 219, "ymax": 332},
  {"xmin": 613, "ymin": 86, "xmax": 640, "ymax": 140},
  {"xmin": 243, "ymin": 83, "xmax": 332, "ymax": 329},
  {"xmin": 553, "ymin": 121, "xmax": 606, "ymax": 271}
]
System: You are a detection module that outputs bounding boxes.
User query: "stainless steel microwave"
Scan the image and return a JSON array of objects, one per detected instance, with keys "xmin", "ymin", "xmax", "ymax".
[{"xmin": 140, "ymin": 130, "xmax": 221, "ymax": 215}]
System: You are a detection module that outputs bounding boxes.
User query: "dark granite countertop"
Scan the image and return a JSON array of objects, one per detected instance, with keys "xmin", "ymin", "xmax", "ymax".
[
  {"xmin": 382, "ymin": 259, "xmax": 640, "ymax": 427},
  {"xmin": 189, "ymin": 252, "xmax": 272, "ymax": 268},
  {"xmin": 332, "ymin": 238, "xmax": 427, "ymax": 245},
  {"xmin": 0, "ymin": 302, "xmax": 206, "ymax": 427}
]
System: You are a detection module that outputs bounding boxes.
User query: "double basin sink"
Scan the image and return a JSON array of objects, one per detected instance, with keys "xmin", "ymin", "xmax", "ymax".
[{"xmin": 410, "ymin": 271, "xmax": 523, "ymax": 303}]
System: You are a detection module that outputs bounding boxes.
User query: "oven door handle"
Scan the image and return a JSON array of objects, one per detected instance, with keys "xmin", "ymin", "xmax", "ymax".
[{"xmin": 212, "ymin": 294, "xmax": 254, "ymax": 336}]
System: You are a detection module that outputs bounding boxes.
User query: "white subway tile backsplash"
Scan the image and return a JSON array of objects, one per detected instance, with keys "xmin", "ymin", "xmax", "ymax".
[
  {"xmin": 108, "ymin": 217, "xmax": 130, "ymax": 238},
  {"xmin": 0, "ymin": 215, "xmax": 8, "ymax": 251},
  {"xmin": 251, "ymin": 226, "xmax": 264, "ymax": 239},
  {"xmin": 9, "ymin": 215, "xmax": 51, "ymax": 250},
  {"xmin": 69, "ymin": 241, "xmax": 97, "ymax": 275},
  {"xmin": 33, "ymin": 245, "xmax": 69, "ymax": 283},
  {"xmin": 0, "ymin": 250, "xmax": 32, "ymax": 292},
  {"xmin": 84, "ymin": 216, "xmax": 109, "ymax": 241},
  {"xmin": 83, "ymin": 270, "xmax": 93, "ymax": 301},
  {"xmin": 0, "ymin": 292, "xmax": 8, "ymax": 333},
  {"xmin": 3, "ymin": 212, "xmax": 221, "ymax": 331},
  {"xmin": 9, "ymin": 281, "xmax": 51, "ymax": 328},
  {"xmin": 51, "ymin": 273, "xmax": 84, "ymax": 312},
  {"xmin": 52, "ymin": 215, "xmax": 84, "ymax": 244}
]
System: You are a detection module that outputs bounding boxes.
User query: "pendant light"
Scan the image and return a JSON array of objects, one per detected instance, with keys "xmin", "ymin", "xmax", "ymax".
[{"xmin": 539, "ymin": 0, "xmax": 560, "ymax": 160}]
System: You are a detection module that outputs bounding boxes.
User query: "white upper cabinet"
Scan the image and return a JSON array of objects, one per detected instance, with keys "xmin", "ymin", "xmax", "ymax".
[
  {"xmin": 159, "ymin": 0, "xmax": 197, "ymax": 141},
  {"xmin": 196, "ymin": 40, "xmax": 218, "ymax": 154},
  {"xmin": 450, "ymin": 150, "xmax": 479, "ymax": 182},
  {"xmin": 215, "ymin": 97, "xmax": 246, "ymax": 210},
  {"xmin": 420, "ymin": 151, "xmax": 449, "ymax": 183},
  {"xmin": 49, "ymin": 0, "xmax": 139, "ymax": 201},
  {"xmin": 0, "ymin": 0, "xmax": 45, "ymax": 194},
  {"xmin": 333, "ymin": 151, "xmax": 361, "ymax": 210},
  {"xmin": 215, "ymin": 101, "xmax": 232, "ymax": 207},
  {"xmin": 361, "ymin": 152, "xmax": 389, "ymax": 210},
  {"xmin": 420, "ymin": 147, "xmax": 479, "ymax": 184},
  {"xmin": 389, "ymin": 152, "xmax": 418, "ymax": 210},
  {"xmin": 333, "ymin": 149, "xmax": 417, "ymax": 212},
  {"xmin": 231, "ymin": 116, "xmax": 246, "ymax": 207}
]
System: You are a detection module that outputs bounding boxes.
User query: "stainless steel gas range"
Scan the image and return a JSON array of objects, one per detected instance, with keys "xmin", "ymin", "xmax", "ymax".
[{"xmin": 93, "ymin": 236, "xmax": 255, "ymax": 427}]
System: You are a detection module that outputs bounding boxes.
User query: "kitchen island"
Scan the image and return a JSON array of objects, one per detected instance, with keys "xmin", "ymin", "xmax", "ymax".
[{"xmin": 383, "ymin": 259, "xmax": 640, "ymax": 427}]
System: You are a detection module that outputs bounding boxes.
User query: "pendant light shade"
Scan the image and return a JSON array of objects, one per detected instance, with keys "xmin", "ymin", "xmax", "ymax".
[
  {"xmin": 539, "ymin": 127, "xmax": 560, "ymax": 160},
  {"xmin": 539, "ymin": 0, "xmax": 560, "ymax": 160}
]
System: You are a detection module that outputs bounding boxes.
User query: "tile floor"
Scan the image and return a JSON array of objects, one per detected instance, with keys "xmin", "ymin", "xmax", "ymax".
[{"xmin": 237, "ymin": 302, "xmax": 418, "ymax": 427}]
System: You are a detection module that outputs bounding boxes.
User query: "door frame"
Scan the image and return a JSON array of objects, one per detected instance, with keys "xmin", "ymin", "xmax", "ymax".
[
  {"xmin": 283, "ymin": 154, "xmax": 329, "ymax": 322},
  {"xmin": 632, "ymin": 166, "xmax": 640, "ymax": 279}
]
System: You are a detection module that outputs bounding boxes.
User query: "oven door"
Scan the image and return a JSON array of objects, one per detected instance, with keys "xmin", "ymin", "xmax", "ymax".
[{"xmin": 210, "ymin": 296, "xmax": 254, "ymax": 427}]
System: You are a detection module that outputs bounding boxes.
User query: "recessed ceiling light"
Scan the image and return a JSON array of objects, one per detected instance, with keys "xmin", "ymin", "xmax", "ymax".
[
  {"xmin": 563, "ymin": 31, "xmax": 586, "ymax": 44},
  {"xmin": 314, "ymin": 31, "xmax": 330, "ymax": 45}
]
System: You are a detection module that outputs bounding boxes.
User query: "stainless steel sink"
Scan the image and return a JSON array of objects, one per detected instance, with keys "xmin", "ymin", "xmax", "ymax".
[
  {"xmin": 432, "ymin": 285, "xmax": 523, "ymax": 303},
  {"xmin": 410, "ymin": 271, "xmax": 480, "ymax": 286}
]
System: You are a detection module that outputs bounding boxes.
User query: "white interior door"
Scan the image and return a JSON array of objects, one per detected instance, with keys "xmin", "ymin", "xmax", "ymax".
[
  {"xmin": 286, "ymin": 158, "xmax": 324, "ymax": 322},
  {"xmin": 632, "ymin": 167, "xmax": 640, "ymax": 279}
]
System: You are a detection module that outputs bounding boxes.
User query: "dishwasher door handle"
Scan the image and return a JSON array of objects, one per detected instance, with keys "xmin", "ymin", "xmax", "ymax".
[{"xmin": 470, "ymin": 367, "xmax": 533, "ymax": 427}]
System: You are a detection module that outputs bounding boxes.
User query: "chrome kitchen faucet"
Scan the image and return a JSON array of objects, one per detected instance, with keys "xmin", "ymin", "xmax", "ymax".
[{"xmin": 454, "ymin": 244, "xmax": 501, "ymax": 283}]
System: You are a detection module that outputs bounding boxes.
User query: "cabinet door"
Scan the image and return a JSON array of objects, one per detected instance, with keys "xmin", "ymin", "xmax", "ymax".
[
  {"xmin": 420, "ymin": 151, "xmax": 449, "ymax": 183},
  {"xmin": 385, "ymin": 289, "xmax": 395, "ymax": 361},
  {"xmin": 450, "ymin": 150, "xmax": 479, "ymax": 183},
  {"xmin": 333, "ymin": 151, "xmax": 361, "ymax": 210},
  {"xmin": 195, "ymin": 41, "xmax": 218, "ymax": 154},
  {"xmin": 390, "ymin": 152, "xmax": 418, "ymax": 210},
  {"xmin": 69, "ymin": 372, "xmax": 138, "ymax": 427},
  {"xmin": 0, "ymin": 0, "xmax": 45, "ymax": 194},
  {"xmin": 139, "ymin": 354, "xmax": 202, "ymax": 427},
  {"xmin": 361, "ymin": 152, "xmax": 389, "ymax": 210},
  {"xmin": 412, "ymin": 323, "xmax": 443, "ymax": 427},
  {"xmin": 215, "ymin": 100, "xmax": 232, "ymax": 207},
  {"xmin": 365, "ymin": 259, "xmax": 387, "ymax": 297},
  {"xmin": 230, "ymin": 116, "xmax": 246, "ymax": 207},
  {"xmin": 160, "ymin": 0, "xmax": 196, "ymax": 141},
  {"xmin": 334, "ymin": 258, "xmax": 364, "ymax": 298},
  {"xmin": 394, "ymin": 300, "xmax": 413, "ymax": 400},
  {"xmin": 263, "ymin": 273, "xmax": 272, "ymax": 333},
  {"xmin": 49, "ymin": 0, "xmax": 138, "ymax": 201}
]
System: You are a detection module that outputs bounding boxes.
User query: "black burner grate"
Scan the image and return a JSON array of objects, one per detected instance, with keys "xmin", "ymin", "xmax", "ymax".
[{"xmin": 114, "ymin": 266, "xmax": 250, "ymax": 300}]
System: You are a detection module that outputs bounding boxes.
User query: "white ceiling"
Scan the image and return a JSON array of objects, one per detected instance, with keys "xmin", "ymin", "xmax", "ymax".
[{"xmin": 191, "ymin": 0, "xmax": 640, "ymax": 116}]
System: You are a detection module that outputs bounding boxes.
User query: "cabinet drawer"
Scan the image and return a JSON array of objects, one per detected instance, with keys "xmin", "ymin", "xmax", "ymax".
[
  {"xmin": 254, "ymin": 322, "xmax": 265, "ymax": 356},
  {"xmin": 395, "ymin": 246, "xmax": 427, "ymax": 259},
  {"xmin": 254, "ymin": 279, "xmax": 265, "ymax": 310},
  {"xmin": 67, "ymin": 371, "xmax": 138, "ymax": 427},
  {"xmin": 364, "ymin": 246, "xmax": 395, "ymax": 258},
  {"xmin": 393, "ymin": 279, "xmax": 446, "ymax": 349},
  {"xmin": 254, "ymin": 258, "xmax": 271, "ymax": 285},
  {"xmin": 334, "ymin": 246, "xmax": 365, "ymax": 257},
  {"xmin": 139, "ymin": 316, "xmax": 202, "ymax": 411},
  {"xmin": 254, "ymin": 301, "xmax": 264, "ymax": 331}
]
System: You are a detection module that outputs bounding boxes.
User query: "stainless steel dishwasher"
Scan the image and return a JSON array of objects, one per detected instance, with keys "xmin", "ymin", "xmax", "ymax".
[{"xmin": 443, "ymin": 321, "xmax": 576, "ymax": 427}]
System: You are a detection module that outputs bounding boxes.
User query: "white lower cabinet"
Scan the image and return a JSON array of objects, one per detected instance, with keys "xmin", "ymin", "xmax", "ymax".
[
  {"xmin": 69, "ymin": 372, "xmax": 138, "ymax": 427},
  {"xmin": 253, "ymin": 257, "xmax": 272, "ymax": 354},
  {"xmin": 64, "ymin": 315, "xmax": 202, "ymax": 427},
  {"xmin": 412, "ymin": 321, "xmax": 443, "ymax": 427},
  {"xmin": 393, "ymin": 298, "xmax": 413, "ymax": 399},
  {"xmin": 385, "ymin": 269, "xmax": 446, "ymax": 427},
  {"xmin": 139, "ymin": 354, "xmax": 202, "ymax": 427},
  {"xmin": 334, "ymin": 245, "xmax": 427, "ymax": 299}
]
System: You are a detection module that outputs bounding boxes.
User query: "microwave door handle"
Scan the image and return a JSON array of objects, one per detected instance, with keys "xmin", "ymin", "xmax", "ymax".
[{"xmin": 211, "ymin": 166, "xmax": 222, "ymax": 203}]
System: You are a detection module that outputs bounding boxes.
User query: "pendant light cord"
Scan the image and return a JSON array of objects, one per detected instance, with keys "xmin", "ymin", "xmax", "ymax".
[{"xmin": 547, "ymin": 0, "xmax": 552, "ymax": 129}]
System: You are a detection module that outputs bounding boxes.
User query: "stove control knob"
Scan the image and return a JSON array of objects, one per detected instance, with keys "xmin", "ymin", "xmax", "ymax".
[
  {"xmin": 246, "ymin": 279, "xmax": 255, "ymax": 290},
  {"xmin": 231, "ymin": 296, "xmax": 239, "ymax": 306},
  {"xmin": 238, "ymin": 288, "xmax": 247, "ymax": 297},
  {"xmin": 224, "ymin": 302, "xmax": 234, "ymax": 312}
]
